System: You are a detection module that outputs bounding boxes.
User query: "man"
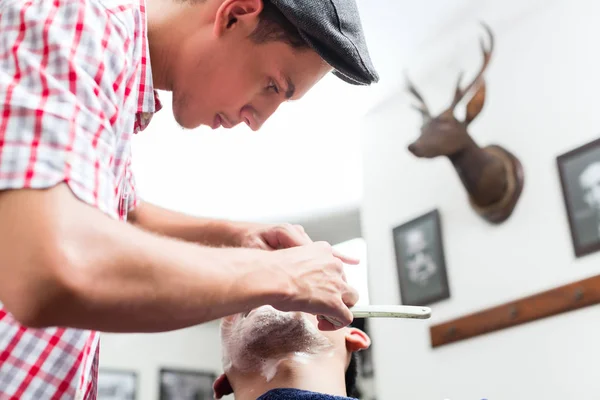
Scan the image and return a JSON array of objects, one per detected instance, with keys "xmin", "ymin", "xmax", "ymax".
[
  {"xmin": 578, "ymin": 161, "xmax": 600, "ymax": 240},
  {"xmin": 405, "ymin": 228, "xmax": 437, "ymax": 286},
  {"xmin": 0, "ymin": 0, "xmax": 378, "ymax": 398},
  {"xmin": 213, "ymin": 305, "xmax": 371, "ymax": 399}
]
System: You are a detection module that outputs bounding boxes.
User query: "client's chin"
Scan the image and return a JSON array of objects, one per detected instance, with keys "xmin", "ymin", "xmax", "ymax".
[{"xmin": 220, "ymin": 306, "xmax": 333, "ymax": 374}]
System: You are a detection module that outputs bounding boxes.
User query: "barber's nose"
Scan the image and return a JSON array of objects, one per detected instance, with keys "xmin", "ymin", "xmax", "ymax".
[
  {"xmin": 242, "ymin": 101, "xmax": 283, "ymax": 131},
  {"xmin": 240, "ymin": 106, "xmax": 258, "ymax": 131}
]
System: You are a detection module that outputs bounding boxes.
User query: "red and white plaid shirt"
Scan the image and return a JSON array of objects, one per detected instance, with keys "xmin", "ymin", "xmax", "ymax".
[{"xmin": 0, "ymin": 0, "xmax": 161, "ymax": 398}]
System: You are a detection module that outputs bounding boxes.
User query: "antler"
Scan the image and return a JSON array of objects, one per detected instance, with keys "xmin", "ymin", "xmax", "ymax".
[
  {"xmin": 404, "ymin": 72, "xmax": 431, "ymax": 120},
  {"xmin": 449, "ymin": 22, "xmax": 495, "ymax": 110}
]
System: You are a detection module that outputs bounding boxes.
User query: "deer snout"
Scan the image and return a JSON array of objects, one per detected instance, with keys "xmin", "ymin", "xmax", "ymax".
[
  {"xmin": 408, "ymin": 142, "xmax": 422, "ymax": 157},
  {"xmin": 408, "ymin": 139, "xmax": 440, "ymax": 159}
]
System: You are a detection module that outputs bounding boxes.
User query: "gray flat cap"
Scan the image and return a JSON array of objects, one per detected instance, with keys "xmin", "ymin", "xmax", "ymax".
[{"xmin": 270, "ymin": 0, "xmax": 379, "ymax": 85}]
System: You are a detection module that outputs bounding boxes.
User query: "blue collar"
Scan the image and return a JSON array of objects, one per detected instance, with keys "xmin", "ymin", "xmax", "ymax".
[{"xmin": 257, "ymin": 388, "xmax": 356, "ymax": 400}]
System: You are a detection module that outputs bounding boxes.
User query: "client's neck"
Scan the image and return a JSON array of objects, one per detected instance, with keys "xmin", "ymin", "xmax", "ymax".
[{"xmin": 230, "ymin": 355, "xmax": 348, "ymax": 400}]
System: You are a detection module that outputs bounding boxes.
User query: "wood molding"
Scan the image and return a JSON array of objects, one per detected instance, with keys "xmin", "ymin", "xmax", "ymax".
[{"xmin": 430, "ymin": 274, "xmax": 600, "ymax": 348}]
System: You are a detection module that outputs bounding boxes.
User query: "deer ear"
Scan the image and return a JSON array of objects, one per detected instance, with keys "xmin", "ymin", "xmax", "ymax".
[{"xmin": 465, "ymin": 78, "xmax": 486, "ymax": 125}]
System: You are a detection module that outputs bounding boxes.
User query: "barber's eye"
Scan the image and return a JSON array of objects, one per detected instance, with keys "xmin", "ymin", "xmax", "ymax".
[{"xmin": 267, "ymin": 80, "xmax": 280, "ymax": 94}]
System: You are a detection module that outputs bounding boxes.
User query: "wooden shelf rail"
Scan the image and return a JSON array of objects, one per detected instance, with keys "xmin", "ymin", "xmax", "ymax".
[{"xmin": 430, "ymin": 274, "xmax": 600, "ymax": 348}]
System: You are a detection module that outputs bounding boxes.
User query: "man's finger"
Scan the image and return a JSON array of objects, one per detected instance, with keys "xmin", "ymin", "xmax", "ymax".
[
  {"xmin": 260, "ymin": 224, "xmax": 307, "ymax": 249},
  {"xmin": 250, "ymin": 236, "xmax": 271, "ymax": 250},
  {"xmin": 276, "ymin": 225, "xmax": 312, "ymax": 248},
  {"xmin": 320, "ymin": 297, "xmax": 354, "ymax": 330},
  {"xmin": 332, "ymin": 248, "xmax": 360, "ymax": 265},
  {"xmin": 342, "ymin": 285, "xmax": 360, "ymax": 309},
  {"xmin": 316, "ymin": 313, "xmax": 350, "ymax": 331},
  {"xmin": 295, "ymin": 224, "xmax": 313, "ymax": 244},
  {"xmin": 316, "ymin": 316, "xmax": 338, "ymax": 331}
]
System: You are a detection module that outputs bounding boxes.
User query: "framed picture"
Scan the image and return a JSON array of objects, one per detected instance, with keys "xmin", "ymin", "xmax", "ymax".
[
  {"xmin": 159, "ymin": 368, "xmax": 216, "ymax": 400},
  {"xmin": 97, "ymin": 369, "xmax": 137, "ymax": 400},
  {"xmin": 392, "ymin": 209, "xmax": 450, "ymax": 306},
  {"xmin": 557, "ymin": 137, "xmax": 600, "ymax": 257}
]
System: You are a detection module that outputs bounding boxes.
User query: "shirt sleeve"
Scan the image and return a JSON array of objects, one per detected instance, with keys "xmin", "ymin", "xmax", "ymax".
[
  {"xmin": 0, "ymin": 0, "xmax": 133, "ymax": 219},
  {"xmin": 126, "ymin": 157, "xmax": 140, "ymax": 211}
]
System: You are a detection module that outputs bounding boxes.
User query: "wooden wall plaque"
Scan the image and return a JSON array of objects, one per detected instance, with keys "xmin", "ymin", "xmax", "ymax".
[{"xmin": 430, "ymin": 274, "xmax": 600, "ymax": 348}]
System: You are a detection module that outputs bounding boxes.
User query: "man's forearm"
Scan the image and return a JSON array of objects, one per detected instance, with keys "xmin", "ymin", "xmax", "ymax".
[
  {"xmin": 0, "ymin": 186, "xmax": 288, "ymax": 333},
  {"xmin": 52, "ymin": 217, "xmax": 284, "ymax": 333},
  {"xmin": 128, "ymin": 201, "xmax": 253, "ymax": 247}
]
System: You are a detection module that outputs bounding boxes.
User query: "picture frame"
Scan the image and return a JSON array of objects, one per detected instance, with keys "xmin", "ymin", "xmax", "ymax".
[
  {"xmin": 97, "ymin": 369, "xmax": 137, "ymax": 400},
  {"xmin": 159, "ymin": 368, "xmax": 217, "ymax": 400},
  {"xmin": 392, "ymin": 209, "xmax": 450, "ymax": 306},
  {"xmin": 557, "ymin": 136, "xmax": 600, "ymax": 258}
]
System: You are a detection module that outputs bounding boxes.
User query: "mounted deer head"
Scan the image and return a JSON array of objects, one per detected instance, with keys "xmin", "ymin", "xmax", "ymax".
[{"xmin": 405, "ymin": 22, "xmax": 524, "ymax": 224}]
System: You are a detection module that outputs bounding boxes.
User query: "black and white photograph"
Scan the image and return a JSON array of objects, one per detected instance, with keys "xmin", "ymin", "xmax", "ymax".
[
  {"xmin": 97, "ymin": 369, "xmax": 137, "ymax": 400},
  {"xmin": 159, "ymin": 368, "xmax": 216, "ymax": 400},
  {"xmin": 392, "ymin": 209, "xmax": 450, "ymax": 306},
  {"xmin": 557, "ymin": 136, "xmax": 600, "ymax": 258}
]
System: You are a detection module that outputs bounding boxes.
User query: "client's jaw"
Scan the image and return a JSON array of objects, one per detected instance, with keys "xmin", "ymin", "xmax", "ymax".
[{"xmin": 213, "ymin": 306, "xmax": 370, "ymax": 400}]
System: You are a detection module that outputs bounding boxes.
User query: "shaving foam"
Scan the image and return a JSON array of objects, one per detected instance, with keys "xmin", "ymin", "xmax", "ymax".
[{"xmin": 219, "ymin": 306, "xmax": 334, "ymax": 381}]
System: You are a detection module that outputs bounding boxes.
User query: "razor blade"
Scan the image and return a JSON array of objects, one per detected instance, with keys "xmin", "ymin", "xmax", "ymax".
[
  {"xmin": 351, "ymin": 305, "xmax": 431, "ymax": 319},
  {"xmin": 318, "ymin": 305, "xmax": 431, "ymax": 327}
]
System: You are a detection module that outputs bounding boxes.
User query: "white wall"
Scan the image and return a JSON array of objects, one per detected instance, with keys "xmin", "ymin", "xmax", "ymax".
[
  {"xmin": 360, "ymin": 1, "xmax": 600, "ymax": 399},
  {"xmin": 129, "ymin": 78, "xmax": 366, "ymax": 223},
  {"xmin": 99, "ymin": 322, "xmax": 223, "ymax": 399},
  {"xmin": 126, "ymin": 0, "xmax": 478, "ymax": 224}
]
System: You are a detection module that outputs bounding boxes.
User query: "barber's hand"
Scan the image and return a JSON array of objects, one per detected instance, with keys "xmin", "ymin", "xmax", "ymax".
[
  {"xmin": 237, "ymin": 222, "xmax": 360, "ymax": 265},
  {"xmin": 269, "ymin": 241, "xmax": 360, "ymax": 331},
  {"xmin": 238, "ymin": 222, "xmax": 311, "ymax": 249}
]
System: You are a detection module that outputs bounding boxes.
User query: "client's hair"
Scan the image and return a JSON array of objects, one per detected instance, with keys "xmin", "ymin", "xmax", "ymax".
[{"xmin": 345, "ymin": 352, "xmax": 360, "ymax": 398}]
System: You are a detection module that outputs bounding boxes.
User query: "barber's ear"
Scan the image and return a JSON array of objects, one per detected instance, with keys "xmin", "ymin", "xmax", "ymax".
[
  {"xmin": 345, "ymin": 327, "xmax": 371, "ymax": 352},
  {"xmin": 213, "ymin": 0, "xmax": 263, "ymax": 37},
  {"xmin": 213, "ymin": 374, "xmax": 234, "ymax": 399}
]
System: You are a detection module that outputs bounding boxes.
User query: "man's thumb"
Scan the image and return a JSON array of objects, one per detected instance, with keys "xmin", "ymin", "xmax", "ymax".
[{"xmin": 332, "ymin": 249, "xmax": 360, "ymax": 265}]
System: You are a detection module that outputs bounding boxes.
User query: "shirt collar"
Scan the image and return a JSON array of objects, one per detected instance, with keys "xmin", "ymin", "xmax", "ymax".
[
  {"xmin": 138, "ymin": 0, "xmax": 162, "ymax": 115},
  {"xmin": 257, "ymin": 388, "xmax": 356, "ymax": 400}
]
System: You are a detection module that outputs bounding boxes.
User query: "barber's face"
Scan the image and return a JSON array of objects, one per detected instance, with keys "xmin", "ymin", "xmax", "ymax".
[{"xmin": 169, "ymin": 0, "xmax": 331, "ymax": 131}]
